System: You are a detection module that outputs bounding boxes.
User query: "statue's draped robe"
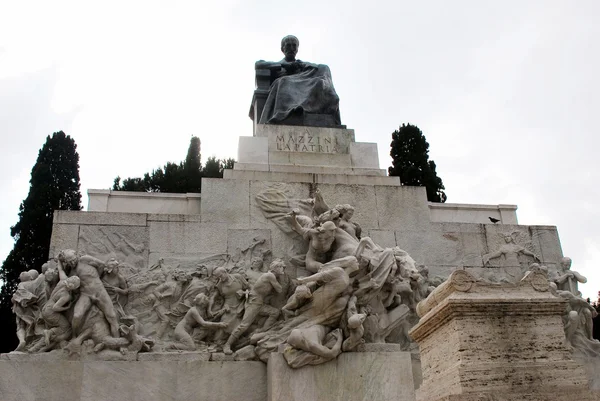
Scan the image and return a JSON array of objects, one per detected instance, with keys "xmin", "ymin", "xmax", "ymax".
[{"xmin": 259, "ymin": 62, "xmax": 341, "ymax": 125}]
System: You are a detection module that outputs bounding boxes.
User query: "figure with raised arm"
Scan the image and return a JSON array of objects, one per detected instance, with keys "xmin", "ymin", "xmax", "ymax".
[
  {"xmin": 57, "ymin": 249, "xmax": 120, "ymax": 338},
  {"xmin": 482, "ymin": 232, "xmax": 540, "ymax": 267},
  {"xmin": 223, "ymin": 259, "xmax": 285, "ymax": 354}
]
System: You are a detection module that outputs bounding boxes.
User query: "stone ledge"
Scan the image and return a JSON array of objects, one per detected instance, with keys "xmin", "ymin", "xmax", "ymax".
[{"xmin": 54, "ymin": 210, "xmax": 148, "ymax": 226}]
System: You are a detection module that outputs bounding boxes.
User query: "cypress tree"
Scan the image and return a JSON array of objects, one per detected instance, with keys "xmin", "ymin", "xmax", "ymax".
[
  {"xmin": 388, "ymin": 123, "xmax": 447, "ymax": 203},
  {"xmin": 113, "ymin": 136, "xmax": 234, "ymax": 192},
  {"xmin": 0, "ymin": 131, "xmax": 82, "ymax": 352}
]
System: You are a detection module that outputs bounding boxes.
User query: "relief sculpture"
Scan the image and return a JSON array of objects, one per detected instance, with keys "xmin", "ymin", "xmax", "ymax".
[{"xmin": 10, "ymin": 189, "xmax": 440, "ymax": 367}]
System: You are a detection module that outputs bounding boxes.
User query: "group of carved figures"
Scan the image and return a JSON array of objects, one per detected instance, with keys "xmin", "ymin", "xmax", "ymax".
[{"xmin": 10, "ymin": 189, "xmax": 598, "ymax": 366}]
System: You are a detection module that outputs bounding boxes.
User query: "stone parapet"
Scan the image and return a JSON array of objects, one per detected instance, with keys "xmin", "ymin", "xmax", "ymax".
[{"xmin": 0, "ymin": 358, "xmax": 267, "ymax": 401}]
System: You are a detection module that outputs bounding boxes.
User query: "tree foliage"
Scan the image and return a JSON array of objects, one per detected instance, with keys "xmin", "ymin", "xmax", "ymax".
[
  {"xmin": 388, "ymin": 123, "xmax": 447, "ymax": 203},
  {"xmin": 0, "ymin": 131, "xmax": 82, "ymax": 352},
  {"xmin": 112, "ymin": 137, "xmax": 235, "ymax": 192}
]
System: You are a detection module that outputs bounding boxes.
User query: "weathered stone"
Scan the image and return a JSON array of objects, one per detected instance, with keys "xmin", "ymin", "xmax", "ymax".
[
  {"xmin": 176, "ymin": 361, "xmax": 266, "ymax": 401},
  {"xmin": 211, "ymin": 352, "xmax": 236, "ymax": 361},
  {"xmin": 349, "ymin": 142, "xmax": 380, "ymax": 169},
  {"xmin": 49, "ymin": 223, "xmax": 80, "ymax": 258},
  {"xmin": 0, "ymin": 361, "xmax": 83, "ymax": 401},
  {"xmin": 365, "ymin": 230, "xmax": 396, "ymax": 249},
  {"xmin": 138, "ymin": 351, "xmax": 210, "ymax": 362},
  {"xmin": 267, "ymin": 351, "xmax": 415, "ymax": 401},
  {"xmin": 410, "ymin": 270, "xmax": 597, "ymax": 401},
  {"xmin": 238, "ymin": 136, "xmax": 268, "ymax": 164},
  {"xmin": 530, "ymin": 225, "xmax": 563, "ymax": 263},
  {"xmin": 234, "ymin": 345, "xmax": 258, "ymax": 361},
  {"xmin": 375, "ymin": 185, "xmax": 430, "ymax": 231},
  {"xmin": 355, "ymin": 343, "xmax": 402, "ymax": 352},
  {"xmin": 54, "ymin": 210, "xmax": 148, "ymax": 226},
  {"xmin": 80, "ymin": 361, "xmax": 178, "ymax": 401},
  {"xmin": 201, "ymin": 178, "xmax": 250, "ymax": 228},
  {"xmin": 184, "ymin": 222, "xmax": 228, "ymax": 254}
]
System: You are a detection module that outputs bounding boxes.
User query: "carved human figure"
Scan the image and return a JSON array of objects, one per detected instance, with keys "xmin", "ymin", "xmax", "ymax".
[
  {"xmin": 101, "ymin": 258, "xmax": 129, "ymax": 318},
  {"xmin": 255, "ymin": 35, "xmax": 341, "ymax": 126},
  {"xmin": 12, "ymin": 271, "xmax": 45, "ymax": 351},
  {"xmin": 169, "ymin": 265, "xmax": 217, "ymax": 318},
  {"xmin": 334, "ymin": 204, "xmax": 361, "ymax": 240},
  {"xmin": 556, "ymin": 289, "xmax": 598, "ymax": 345},
  {"xmin": 41, "ymin": 262, "xmax": 59, "ymax": 300},
  {"xmin": 553, "ymin": 256, "xmax": 587, "ymax": 296},
  {"xmin": 342, "ymin": 295, "xmax": 366, "ymax": 351},
  {"xmin": 167, "ymin": 294, "xmax": 229, "ymax": 351},
  {"xmin": 148, "ymin": 269, "xmax": 191, "ymax": 339},
  {"xmin": 244, "ymin": 256, "xmax": 268, "ymax": 285},
  {"xmin": 57, "ymin": 249, "xmax": 120, "ymax": 338},
  {"xmin": 286, "ymin": 326, "xmax": 343, "ymax": 366},
  {"xmin": 40, "ymin": 276, "xmax": 81, "ymax": 351},
  {"xmin": 287, "ymin": 211, "xmax": 336, "ymax": 273},
  {"xmin": 223, "ymin": 259, "xmax": 285, "ymax": 354},
  {"xmin": 482, "ymin": 233, "xmax": 540, "ymax": 267},
  {"xmin": 210, "ymin": 266, "xmax": 250, "ymax": 342},
  {"xmin": 282, "ymin": 284, "xmax": 312, "ymax": 319}
]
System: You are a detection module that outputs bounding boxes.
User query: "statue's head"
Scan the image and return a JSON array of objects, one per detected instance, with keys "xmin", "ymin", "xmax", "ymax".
[
  {"xmin": 334, "ymin": 204, "xmax": 354, "ymax": 220},
  {"xmin": 59, "ymin": 249, "xmax": 79, "ymax": 270},
  {"xmin": 105, "ymin": 258, "xmax": 119, "ymax": 274},
  {"xmin": 27, "ymin": 269, "xmax": 39, "ymax": 281},
  {"xmin": 172, "ymin": 269, "xmax": 191, "ymax": 282},
  {"xmin": 295, "ymin": 284, "xmax": 312, "ymax": 299},
  {"xmin": 65, "ymin": 276, "xmax": 81, "ymax": 291},
  {"xmin": 19, "ymin": 271, "xmax": 32, "ymax": 282},
  {"xmin": 194, "ymin": 293, "xmax": 209, "ymax": 307},
  {"xmin": 45, "ymin": 267, "xmax": 58, "ymax": 283},
  {"xmin": 281, "ymin": 35, "xmax": 299, "ymax": 62},
  {"xmin": 213, "ymin": 266, "xmax": 228, "ymax": 280},
  {"xmin": 560, "ymin": 256, "xmax": 572, "ymax": 270},
  {"xmin": 269, "ymin": 259, "xmax": 286, "ymax": 276},
  {"xmin": 316, "ymin": 209, "xmax": 340, "ymax": 225},
  {"xmin": 250, "ymin": 257, "xmax": 264, "ymax": 271}
]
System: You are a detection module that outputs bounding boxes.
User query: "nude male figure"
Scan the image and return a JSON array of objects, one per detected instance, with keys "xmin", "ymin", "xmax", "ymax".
[
  {"xmin": 223, "ymin": 259, "xmax": 285, "ymax": 354},
  {"xmin": 57, "ymin": 249, "xmax": 120, "ymax": 338},
  {"xmin": 168, "ymin": 294, "xmax": 229, "ymax": 351},
  {"xmin": 287, "ymin": 210, "xmax": 336, "ymax": 273}
]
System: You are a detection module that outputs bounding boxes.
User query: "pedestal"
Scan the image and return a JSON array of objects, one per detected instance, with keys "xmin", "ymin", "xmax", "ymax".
[{"xmin": 267, "ymin": 351, "xmax": 416, "ymax": 401}]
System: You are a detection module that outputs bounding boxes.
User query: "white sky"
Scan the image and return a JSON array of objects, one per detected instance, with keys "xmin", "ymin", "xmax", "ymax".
[{"xmin": 0, "ymin": 1, "xmax": 598, "ymax": 300}]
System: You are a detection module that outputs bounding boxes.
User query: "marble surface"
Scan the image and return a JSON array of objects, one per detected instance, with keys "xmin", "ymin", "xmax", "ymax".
[{"xmin": 267, "ymin": 351, "xmax": 416, "ymax": 401}]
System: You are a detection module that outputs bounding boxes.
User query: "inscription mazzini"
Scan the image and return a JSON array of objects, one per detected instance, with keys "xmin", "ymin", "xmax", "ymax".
[{"xmin": 274, "ymin": 130, "xmax": 346, "ymax": 153}]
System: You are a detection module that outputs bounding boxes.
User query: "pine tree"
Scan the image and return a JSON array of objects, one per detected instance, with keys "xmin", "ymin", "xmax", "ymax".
[
  {"xmin": 0, "ymin": 131, "xmax": 82, "ymax": 352},
  {"xmin": 388, "ymin": 123, "xmax": 447, "ymax": 203},
  {"xmin": 113, "ymin": 136, "xmax": 235, "ymax": 192}
]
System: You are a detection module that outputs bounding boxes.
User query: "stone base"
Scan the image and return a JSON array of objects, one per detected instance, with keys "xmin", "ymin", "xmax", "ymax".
[
  {"xmin": 267, "ymin": 351, "xmax": 415, "ymax": 401},
  {"xmin": 418, "ymin": 392, "xmax": 600, "ymax": 401},
  {"xmin": 0, "ymin": 359, "xmax": 266, "ymax": 401}
]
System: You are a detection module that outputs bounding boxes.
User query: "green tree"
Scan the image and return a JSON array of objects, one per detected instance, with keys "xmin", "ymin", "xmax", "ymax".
[
  {"xmin": 388, "ymin": 123, "xmax": 447, "ymax": 203},
  {"xmin": 113, "ymin": 137, "xmax": 235, "ymax": 192},
  {"xmin": 0, "ymin": 131, "xmax": 82, "ymax": 352}
]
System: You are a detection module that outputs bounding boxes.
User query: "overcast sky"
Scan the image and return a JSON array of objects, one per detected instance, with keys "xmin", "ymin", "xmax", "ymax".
[{"xmin": 1, "ymin": 1, "xmax": 598, "ymax": 299}]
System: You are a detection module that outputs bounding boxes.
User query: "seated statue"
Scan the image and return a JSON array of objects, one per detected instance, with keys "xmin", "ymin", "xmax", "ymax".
[{"xmin": 251, "ymin": 35, "xmax": 342, "ymax": 128}]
